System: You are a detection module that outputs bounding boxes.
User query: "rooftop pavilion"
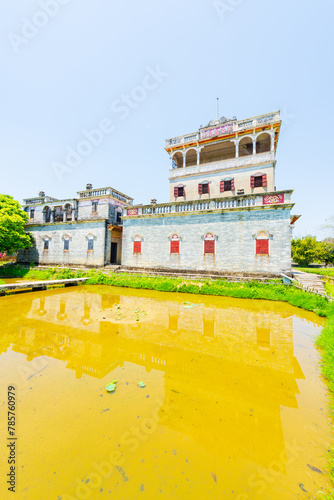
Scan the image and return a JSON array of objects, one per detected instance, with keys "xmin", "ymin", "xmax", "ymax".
[{"xmin": 165, "ymin": 111, "xmax": 280, "ymax": 173}]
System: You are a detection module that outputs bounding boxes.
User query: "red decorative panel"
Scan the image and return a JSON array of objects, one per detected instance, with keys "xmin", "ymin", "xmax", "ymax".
[
  {"xmin": 204, "ymin": 240, "xmax": 215, "ymax": 254},
  {"xmin": 133, "ymin": 241, "xmax": 141, "ymax": 254},
  {"xmin": 256, "ymin": 239, "xmax": 269, "ymax": 255},
  {"xmin": 263, "ymin": 194, "xmax": 284, "ymax": 205},
  {"xmin": 170, "ymin": 241, "xmax": 179, "ymax": 254},
  {"xmin": 127, "ymin": 208, "xmax": 138, "ymax": 216}
]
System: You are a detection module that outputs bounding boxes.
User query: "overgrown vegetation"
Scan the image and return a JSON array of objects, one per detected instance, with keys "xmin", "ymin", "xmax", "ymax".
[
  {"xmin": 296, "ymin": 267, "xmax": 334, "ymax": 278},
  {"xmin": 1, "ymin": 264, "xmax": 330, "ymax": 316},
  {"xmin": 292, "ymin": 236, "xmax": 334, "ymax": 266},
  {"xmin": 316, "ymin": 303, "xmax": 334, "ymax": 499}
]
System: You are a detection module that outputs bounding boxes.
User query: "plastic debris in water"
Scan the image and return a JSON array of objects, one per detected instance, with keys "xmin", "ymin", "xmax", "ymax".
[
  {"xmin": 106, "ymin": 384, "xmax": 116, "ymax": 392},
  {"xmin": 138, "ymin": 381, "xmax": 146, "ymax": 388},
  {"xmin": 106, "ymin": 380, "xmax": 117, "ymax": 392}
]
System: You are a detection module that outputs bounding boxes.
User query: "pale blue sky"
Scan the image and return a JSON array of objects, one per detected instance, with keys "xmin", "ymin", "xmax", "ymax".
[{"xmin": 1, "ymin": 0, "xmax": 333, "ymax": 238}]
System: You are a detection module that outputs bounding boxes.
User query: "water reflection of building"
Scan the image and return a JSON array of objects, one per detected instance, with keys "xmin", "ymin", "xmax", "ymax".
[{"xmin": 9, "ymin": 288, "xmax": 310, "ymax": 467}]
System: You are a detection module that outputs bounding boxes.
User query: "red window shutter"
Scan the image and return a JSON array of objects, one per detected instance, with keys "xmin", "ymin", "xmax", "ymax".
[
  {"xmin": 133, "ymin": 241, "xmax": 141, "ymax": 254},
  {"xmin": 256, "ymin": 239, "xmax": 269, "ymax": 255},
  {"xmin": 198, "ymin": 183, "xmax": 202, "ymax": 195},
  {"xmin": 250, "ymin": 176, "xmax": 255, "ymax": 188},
  {"xmin": 262, "ymin": 174, "xmax": 267, "ymax": 187},
  {"xmin": 231, "ymin": 178, "xmax": 234, "ymax": 190},
  {"xmin": 170, "ymin": 241, "xmax": 179, "ymax": 254},
  {"xmin": 174, "ymin": 187, "xmax": 178, "ymax": 197},
  {"xmin": 220, "ymin": 181, "xmax": 225, "ymax": 192},
  {"xmin": 204, "ymin": 240, "xmax": 215, "ymax": 254}
]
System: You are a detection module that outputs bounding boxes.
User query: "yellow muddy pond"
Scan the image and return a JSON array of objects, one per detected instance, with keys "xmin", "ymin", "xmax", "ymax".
[{"xmin": 0, "ymin": 285, "xmax": 331, "ymax": 499}]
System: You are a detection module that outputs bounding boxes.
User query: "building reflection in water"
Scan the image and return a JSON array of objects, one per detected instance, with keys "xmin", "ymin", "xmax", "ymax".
[{"xmin": 6, "ymin": 287, "xmax": 316, "ymax": 470}]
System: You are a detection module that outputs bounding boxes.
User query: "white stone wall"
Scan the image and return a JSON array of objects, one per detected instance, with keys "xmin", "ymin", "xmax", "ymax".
[
  {"xmin": 169, "ymin": 164, "xmax": 275, "ymax": 202},
  {"xmin": 122, "ymin": 208, "xmax": 292, "ymax": 273},
  {"xmin": 18, "ymin": 221, "xmax": 107, "ymax": 267}
]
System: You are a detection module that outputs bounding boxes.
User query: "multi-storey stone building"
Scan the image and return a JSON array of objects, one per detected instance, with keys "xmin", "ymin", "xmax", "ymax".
[
  {"xmin": 121, "ymin": 111, "xmax": 299, "ymax": 273},
  {"xmin": 18, "ymin": 184, "xmax": 133, "ymax": 267}
]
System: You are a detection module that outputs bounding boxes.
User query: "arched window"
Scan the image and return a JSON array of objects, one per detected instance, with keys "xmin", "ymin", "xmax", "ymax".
[
  {"xmin": 256, "ymin": 231, "xmax": 269, "ymax": 255},
  {"xmin": 133, "ymin": 235, "xmax": 142, "ymax": 254},
  {"xmin": 86, "ymin": 234, "xmax": 95, "ymax": 251},
  {"xmin": 204, "ymin": 233, "xmax": 215, "ymax": 254},
  {"xmin": 170, "ymin": 234, "xmax": 180, "ymax": 254},
  {"xmin": 63, "ymin": 234, "xmax": 71, "ymax": 251},
  {"xmin": 43, "ymin": 236, "xmax": 51, "ymax": 251}
]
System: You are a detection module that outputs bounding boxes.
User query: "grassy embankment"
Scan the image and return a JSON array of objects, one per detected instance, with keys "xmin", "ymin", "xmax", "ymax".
[
  {"xmin": 297, "ymin": 267, "xmax": 334, "ymax": 278},
  {"xmin": 1, "ymin": 264, "xmax": 334, "ymax": 496}
]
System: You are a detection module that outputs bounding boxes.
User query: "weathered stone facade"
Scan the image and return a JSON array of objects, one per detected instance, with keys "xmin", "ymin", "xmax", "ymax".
[
  {"xmin": 121, "ymin": 111, "xmax": 298, "ymax": 274},
  {"xmin": 122, "ymin": 204, "xmax": 292, "ymax": 273},
  {"xmin": 18, "ymin": 185, "xmax": 133, "ymax": 267}
]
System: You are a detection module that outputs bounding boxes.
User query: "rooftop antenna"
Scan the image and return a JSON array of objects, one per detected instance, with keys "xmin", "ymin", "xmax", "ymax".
[{"xmin": 217, "ymin": 98, "xmax": 219, "ymax": 121}]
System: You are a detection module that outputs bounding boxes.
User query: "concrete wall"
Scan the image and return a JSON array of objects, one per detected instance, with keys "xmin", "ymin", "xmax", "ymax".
[
  {"xmin": 18, "ymin": 220, "xmax": 107, "ymax": 267},
  {"xmin": 122, "ymin": 207, "xmax": 292, "ymax": 273},
  {"xmin": 169, "ymin": 163, "xmax": 275, "ymax": 202}
]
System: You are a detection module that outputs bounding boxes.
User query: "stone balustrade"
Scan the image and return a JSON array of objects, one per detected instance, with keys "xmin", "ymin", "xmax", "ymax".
[
  {"xmin": 165, "ymin": 112, "xmax": 280, "ymax": 147},
  {"xmin": 123, "ymin": 191, "xmax": 292, "ymax": 218}
]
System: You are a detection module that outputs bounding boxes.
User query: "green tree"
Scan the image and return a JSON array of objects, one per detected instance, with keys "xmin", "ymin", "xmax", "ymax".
[
  {"xmin": 291, "ymin": 236, "xmax": 325, "ymax": 266},
  {"xmin": 0, "ymin": 195, "xmax": 32, "ymax": 254},
  {"xmin": 321, "ymin": 239, "xmax": 334, "ymax": 266}
]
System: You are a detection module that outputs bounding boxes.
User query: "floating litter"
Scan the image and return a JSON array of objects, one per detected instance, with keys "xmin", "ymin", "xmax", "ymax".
[
  {"xmin": 106, "ymin": 383, "xmax": 116, "ymax": 392},
  {"xmin": 106, "ymin": 379, "xmax": 117, "ymax": 392},
  {"xmin": 138, "ymin": 381, "xmax": 146, "ymax": 388}
]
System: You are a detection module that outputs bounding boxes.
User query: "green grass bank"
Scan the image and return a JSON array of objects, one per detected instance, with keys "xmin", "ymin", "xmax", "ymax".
[
  {"xmin": 296, "ymin": 267, "xmax": 334, "ymax": 278},
  {"xmin": 1, "ymin": 264, "xmax": 334, "ymax": 495}
]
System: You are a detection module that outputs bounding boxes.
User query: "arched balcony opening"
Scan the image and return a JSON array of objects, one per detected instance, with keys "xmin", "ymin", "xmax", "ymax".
[
  {"xmin": 54, "ymin": 206, "xmax": 64, "ymax": 223},
  {"xmin": 172, "ymin": 151, "xmax": 183, "ymax": 169},
  {"xmin": 239, "ymin": 136, "xmax": 253, "ymax": 157},
  {"xmin": 64, "ymin": 204, "xmax": 72, "ymax": 221},
  {"xmin": 256, "ymin": 133, "xmax": 271, "ymax": 154},
  {"xmin": 199, "ymin": 141, "xmax": 235, "ymax": 165},
  {"xmin": 185, "ymin": 148, "xmax": 197, "ymax": 168},
  {"xmin": 43, "ymin": 206, "xmax": 51, "ymax": 223}
]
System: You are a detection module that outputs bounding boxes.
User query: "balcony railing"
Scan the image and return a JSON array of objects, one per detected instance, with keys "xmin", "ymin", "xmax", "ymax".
[
  {"xmin": 123, "ymin": 191, "xmax": 292, "ymax": 218},
  {"xmin": 169, "ymin": 151, "xmax": 275, "ymax": 178},
  {"xmin": 165, "ymin": 111, "xmax": 280, "ymax": 148}
]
